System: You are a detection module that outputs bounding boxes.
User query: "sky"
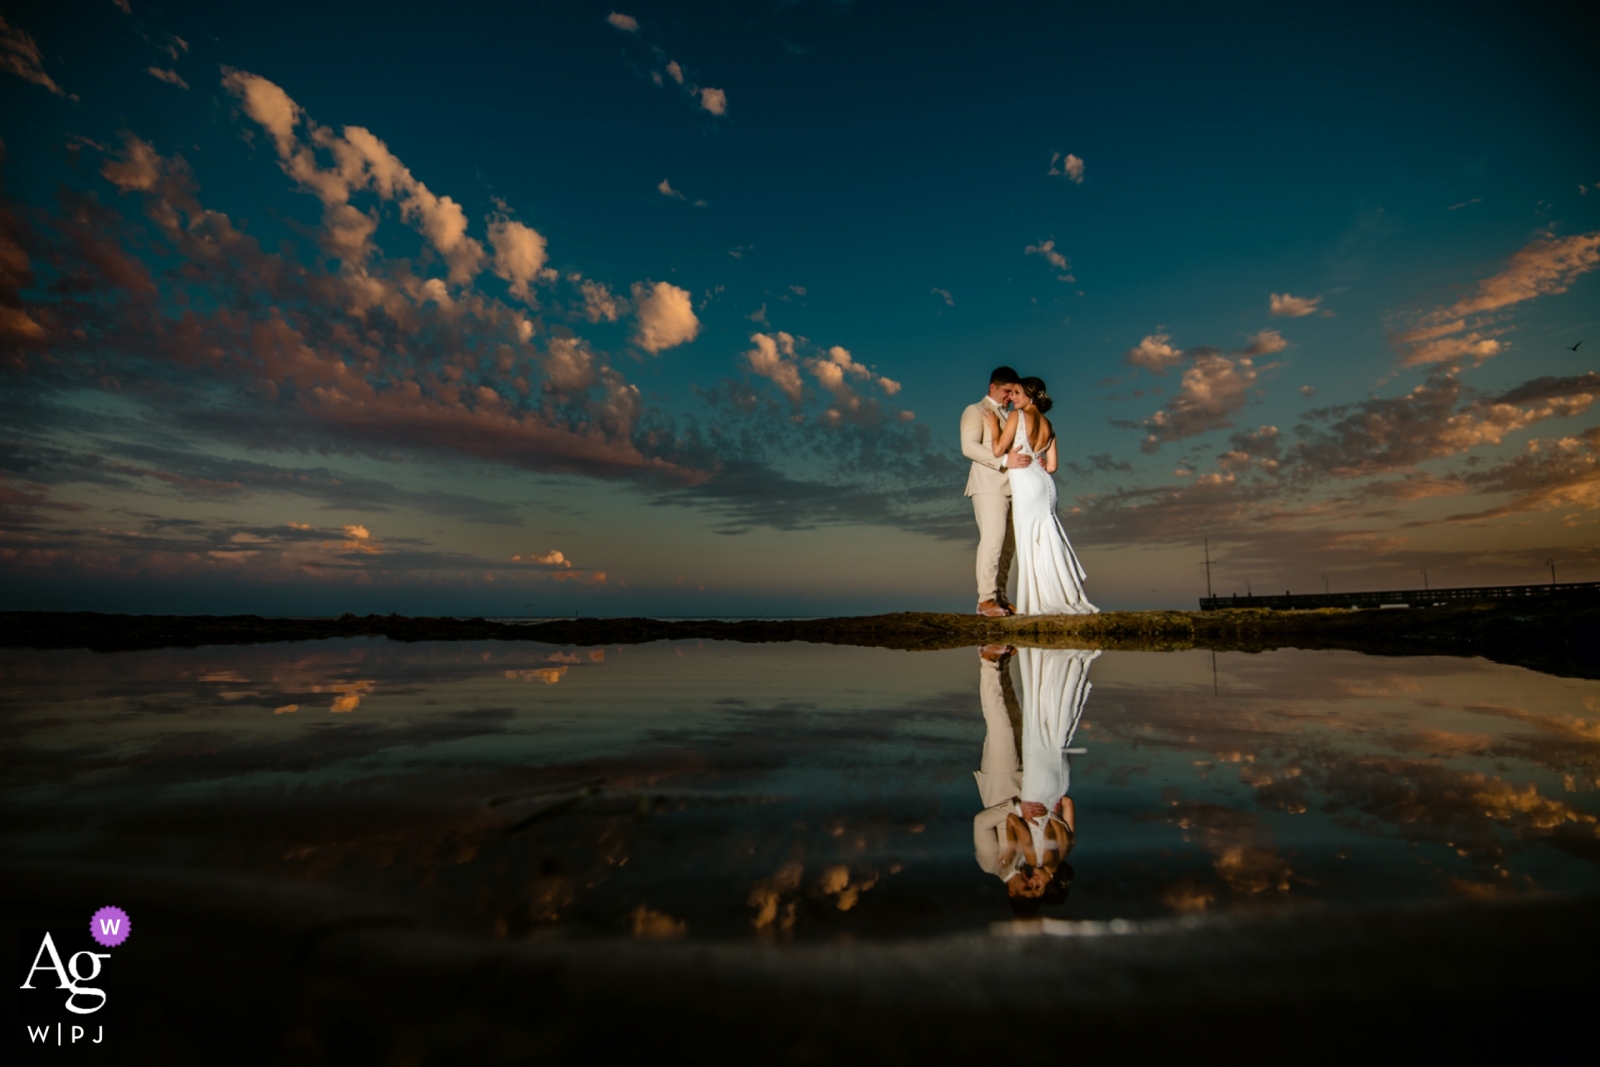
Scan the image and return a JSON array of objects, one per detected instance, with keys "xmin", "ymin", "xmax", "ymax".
[{"xmin": 1, "ymin": 0, "xmax": 1597, "ymax": 617}]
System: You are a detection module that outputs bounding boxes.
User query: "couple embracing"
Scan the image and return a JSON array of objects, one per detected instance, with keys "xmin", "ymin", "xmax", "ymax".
[{"xmin": 960, "ymin": 366, "xmax": 1097, "ymax": 617}]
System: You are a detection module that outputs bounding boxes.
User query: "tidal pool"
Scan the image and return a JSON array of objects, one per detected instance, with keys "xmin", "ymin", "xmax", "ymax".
[{"xmin": 5, "ymin": 637, "xmax": 1598, "ymax": 947}]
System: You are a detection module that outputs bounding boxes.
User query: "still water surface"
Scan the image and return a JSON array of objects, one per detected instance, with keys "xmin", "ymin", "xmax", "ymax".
[{"xmin": 5, "ymin": 639, "xmax": 1599, "ymax": 941}]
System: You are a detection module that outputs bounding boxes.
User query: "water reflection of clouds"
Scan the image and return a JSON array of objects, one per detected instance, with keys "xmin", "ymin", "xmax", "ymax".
[
  {"xmin": 4, "ymin": 641, "xmax": 1598, "ymax": 943},
  {"xmin": 1081, "ymin": 651, "xmax": 1600, "ymax": 912}
]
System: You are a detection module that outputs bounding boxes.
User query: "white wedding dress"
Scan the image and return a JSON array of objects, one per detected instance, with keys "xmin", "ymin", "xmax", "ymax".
[
  {"xmin": 1018, "ymin": 647, "xmax": 1098, "ymax": 862},
  {"xmin": 1008, "ymin": 411, "xmax": 1097, "ymax": 615}
]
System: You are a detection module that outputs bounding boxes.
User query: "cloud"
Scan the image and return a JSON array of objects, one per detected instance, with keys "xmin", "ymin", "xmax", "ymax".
[
  {"xmin": 1294, "ymin": 372, "xmax": 1598, "ymax": 479},
  {"xmin": 1435, "ymin": 232, "xmax": 1600, "ymax": 319},
  {"xmin": 698, "ymin": 86, "xmax": 728, "ymax": 115},
  {"xmin": 1392, "ymin": 232, "xmax": 1600, "ymax": 369},
  {"xmin": 512, "ymin": 549, "xmax": 572, "ymax": 568},
  {"xmin": 99, "ymin": 131, "xmax": 165, "ymax": 192},
  {"xmin": 1239, "ymin": 329, "xmax": 1288, "ymax": 357},
  {"xmin": 486, "ymin": 215, "xmax": 548, "ymax": 299},
  {"xmin": 1048, "ymin": 152, "xmax": 1085, "ymax": 184},
  {"xmin": 223, "ymin": 70, "xmax": 491, "ymax": 280},
  {"xmin": 222, "ymin": 68, "xmax": 301, "ymax": 156},
  {"xmin": 9, "ymin": 82, "xmax": 704, "ymax": 486},
  {"xmin": 665, "ymin": 60, "xmax": 684, "ymax": 84},
  {"xmin": 606, "ymin": 12, "xmax": 639, "ymax": 32},
  {"xmin": 1, "ymin": 16, "xmax": 65, "ymax": 96},
  {"xmin": 931, "ymin": 287, "xmax": 953, "ymax": 306},
  {"xmin": 1394, "ymin": 331, "xmax": 1503, "ymax": 367},
  {"xmin": 1269, "ymin": 292, "xmax": 1322, "ymax": 317},
  {"xmin": 657, "ymin": 178, "xmax": 686, "ymax": 200},
  {"xmin": 630, "ymin": 281, "xmax": 700, "ymax": 353},
  {"xmin": 746, "ymin": 331, "xmax": 804, "ymax": 404},
  {"xmin": 1024, "ymin": 239, "xmax": 1073, "ymax": 281},
  {"xmin": 1139, "ymin": 355, "xmax": 1259, "ymax": 451},
  {"xmin": 1447, "ymin": 198, "xmax": 1482, "ymax": 211},
  {"xmin": 1123, "ymin": 332, "xmax": 1184, "ymax": 375},
  {"xmin": 580, "ymin": 280, "xmax": 622, "ymax": 323},
  {"xmin": 147, "ymin": 67, "xmax": 189, "ymax": 90}
]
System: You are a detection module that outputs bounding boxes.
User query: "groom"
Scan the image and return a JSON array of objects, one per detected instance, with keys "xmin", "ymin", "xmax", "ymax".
[{"xmin": 961, "ymin": 365, "xmax": 1031, "ymax": 617}]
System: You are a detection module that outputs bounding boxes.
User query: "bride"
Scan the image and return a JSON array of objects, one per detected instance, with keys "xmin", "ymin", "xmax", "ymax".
[{"xmin": 983, "ymin": 377, "xmax": 1097, "ymax": 616}]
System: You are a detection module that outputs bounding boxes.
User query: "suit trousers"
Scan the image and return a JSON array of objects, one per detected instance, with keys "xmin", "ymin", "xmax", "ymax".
[{"xmin": 972, "ymin": 491, "xmax": 1015, "ymax": 603}]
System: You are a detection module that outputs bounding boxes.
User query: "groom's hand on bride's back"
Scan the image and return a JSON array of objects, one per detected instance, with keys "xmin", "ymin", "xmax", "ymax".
[{"xmin": 1006, "ymin": 452, "xmax": 1032, "ymax": 469}]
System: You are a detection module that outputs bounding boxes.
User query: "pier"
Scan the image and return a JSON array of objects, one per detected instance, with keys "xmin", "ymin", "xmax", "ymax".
[{"xmin": 1199, "ymin": 581, "xmax": 1600, "ymax": 611}]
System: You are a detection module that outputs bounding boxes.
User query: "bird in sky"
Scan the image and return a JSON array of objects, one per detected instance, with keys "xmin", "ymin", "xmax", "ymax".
[{"xmin": 1568, "ymin": 341, "xmax": 1583, "ymax": 351}]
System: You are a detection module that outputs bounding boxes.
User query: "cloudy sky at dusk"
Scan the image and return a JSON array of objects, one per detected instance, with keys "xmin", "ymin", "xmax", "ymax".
[{"xmin": 2, "ymin": 0, "xmax": 1597, "ymax": 616}]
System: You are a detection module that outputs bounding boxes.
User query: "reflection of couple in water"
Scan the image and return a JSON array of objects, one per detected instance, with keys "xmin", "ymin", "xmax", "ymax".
[{"xmin": 974, "ymin": 644, "xmax": 1098, "ymax": 916}]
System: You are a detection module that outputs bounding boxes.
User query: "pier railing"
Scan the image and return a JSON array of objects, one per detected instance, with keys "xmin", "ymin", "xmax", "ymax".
[{"xmin": 1198, "ymin": 581, "xmax": 1600, "ymax": 611}]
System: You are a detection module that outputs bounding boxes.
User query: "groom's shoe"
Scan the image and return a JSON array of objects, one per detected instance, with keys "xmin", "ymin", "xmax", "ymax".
[{"xmin": 976, "ymin": 600, "xmax": 1010, "ymax": 618}]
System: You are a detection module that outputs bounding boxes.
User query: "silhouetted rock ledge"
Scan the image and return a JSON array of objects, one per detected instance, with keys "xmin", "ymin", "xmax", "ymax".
[{"xmin": 2, "ymin": 599, "xmax": 1597, "ymax": 678}]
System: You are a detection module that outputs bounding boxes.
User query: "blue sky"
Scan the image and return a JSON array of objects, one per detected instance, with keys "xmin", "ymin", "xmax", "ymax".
[{"xmin": 1, "ymin": 0, "xmax": 1597, "ymax": 615}]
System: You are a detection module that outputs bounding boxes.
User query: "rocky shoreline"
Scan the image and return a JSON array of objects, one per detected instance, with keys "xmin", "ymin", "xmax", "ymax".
[{"xmin": 4, "ymin": 597, "xmax": 1598, "ymax": 678}]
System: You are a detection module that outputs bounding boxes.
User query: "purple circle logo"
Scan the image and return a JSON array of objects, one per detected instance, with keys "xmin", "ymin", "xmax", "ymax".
[{"xmin": 90, "ymin": 906, "xmax": 131, "ymax": 948}]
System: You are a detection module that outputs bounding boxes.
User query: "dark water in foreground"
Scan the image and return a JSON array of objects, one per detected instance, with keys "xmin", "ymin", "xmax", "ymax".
[{"xmin": 5, "ymin": 639, "xmax": 1598, "ymax": 944}]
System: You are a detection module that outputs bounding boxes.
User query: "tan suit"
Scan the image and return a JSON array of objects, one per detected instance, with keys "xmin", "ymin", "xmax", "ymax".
[
  {"xmin": 960, "ymin": 395, "xmax": 1015, "ymax": 602},
  {"xmin": 973, "ymin": 655, "xmax": 1024, "ymax": 877}
]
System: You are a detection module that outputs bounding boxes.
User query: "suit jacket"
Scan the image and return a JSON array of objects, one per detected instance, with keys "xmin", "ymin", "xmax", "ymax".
[{"xmin": 961, "ymin": 395, "xmax": 1012, "ymax": 497}]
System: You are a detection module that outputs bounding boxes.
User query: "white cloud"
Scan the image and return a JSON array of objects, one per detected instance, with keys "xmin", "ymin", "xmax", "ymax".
[
  {"xmin": 630, "ymin": 281, "xmax": 700, "ymax": 353},
  {"xmin": 1123, "ymin": 332, "xmax": 1184, "ymax": 375},
  {"xmin": 147, "ymin": 67, "xmax": 189, "ymax": 89},
  {"xmin": 931, "ymin": 287, "xmax": 953, "ymax": 306},
  {"xmin": 699, "ymin": 87, "xmax": 727, "ymax": 115},
  {"xmin": 657, "ymin": 178, "xmax": 686, "ymax": 200},
  {"xmin": 1024, "ymin": 239, "xmax": 1073, "ymax": 281},
  {"xmin": 1269, "ymin": 292, "xmax": 1322, "ymax": 317},
  {"xmin": 1, "ymin": 16, "xmax": 65, "ymax": 96},
  {"xmin": 1048, "ymin": 152, "xmax": 1085, "ymax": 184},
  {"xmin": 607, "ymin": 12, "xmax": 639, "ymax": 32}
]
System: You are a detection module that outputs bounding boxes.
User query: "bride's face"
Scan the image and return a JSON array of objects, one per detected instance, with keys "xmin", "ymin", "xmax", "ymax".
[{"xmin": 1012, "ymin": 387, "xmax": 1034, "ymax": 410}]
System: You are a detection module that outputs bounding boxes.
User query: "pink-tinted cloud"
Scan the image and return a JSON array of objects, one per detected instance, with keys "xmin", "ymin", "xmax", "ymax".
[
  {"xmin": 1392, "ymin": 232, "xmax": 1600, "ymax": 368},
  {"xmin": 606, "ymin": 12, "xmax": 639, "ymax": 33},
  {"xmin": 698, "ymin": 87, "xmax": 727, "ymax": 115},
  {"xmin": 746, "ymin": 331, "xmax": 804, "ymax": 404},
  {"xmin": 1269, "ymin": 292, "xmax": 1322, "ymax": 317},
  {"xmin": 630, "ymin": 280, "xmax": 700, "ymax": 353},
  {"xmin": 1048, "ymin": 152, "xmax": 1084, "ymax": 184},
  {"xmin": 1140, "ymin": 354, "xmax": 1260, "ymax": 451},
  {"xmin": 1123, "ymin": 332, "xmax": 1184, "ymax": 375},
  {"xmin": 6, "ymin": 93, "xmax": 703, "ymax": 486},
  {"xmin": 146, "ymin": 66, "xmax": 188, "ymax": 89},
  {"xmin": 1024, "ymin": 239, "xmax": 1073, "ymax": 281},
  {"xmin": 1239, "ymin": 329, "xmax": 1288, "ymax": 356},
  {"xmin": 1294, "ymin": 372, "xmax": 1598, "ymax": 479},
  {"xmin": 1, "ymin": 16, "xmax": 65, "ymax": 96}
]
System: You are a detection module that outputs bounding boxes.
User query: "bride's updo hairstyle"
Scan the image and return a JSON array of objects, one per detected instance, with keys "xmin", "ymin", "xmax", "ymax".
[{"xmin": 1020, "ymin": 377, "xmax": 1053, "ymax": 414}]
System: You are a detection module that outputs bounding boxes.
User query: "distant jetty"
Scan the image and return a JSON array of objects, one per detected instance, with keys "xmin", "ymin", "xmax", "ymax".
[
  {"xmin": 1200, "ymin": 580, "xmax": 1600, "ymax": 612},
  {"xmin": 3, "ymin": 595, "xmax": 1598, "ymax": 679}
]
